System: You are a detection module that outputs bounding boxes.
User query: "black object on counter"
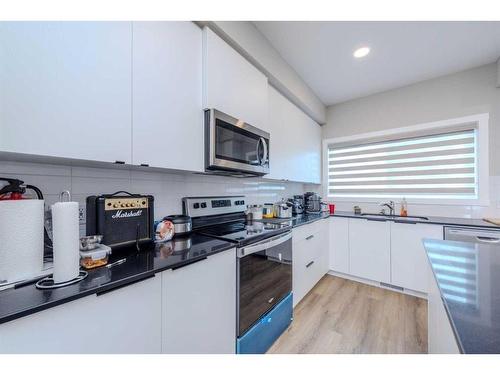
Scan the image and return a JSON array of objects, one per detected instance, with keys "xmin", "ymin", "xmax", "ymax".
[{"xmin": 86, "ymin": 191, "xmax": 154, "ymax": 251}]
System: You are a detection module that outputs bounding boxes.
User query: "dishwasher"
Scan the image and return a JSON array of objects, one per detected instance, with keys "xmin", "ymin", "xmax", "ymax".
[{"xmin": 444, "ymin": 226, "xmax": 500, "ymax": 245}]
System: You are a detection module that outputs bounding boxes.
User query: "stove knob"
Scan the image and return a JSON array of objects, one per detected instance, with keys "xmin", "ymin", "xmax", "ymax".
[
  {"xmin": 193, "ymin": 203, "xmax": 200, "ymax": 209},
  {"xmin": 201, "ymin": 202, "xmax": 207, "ymax": 208}
]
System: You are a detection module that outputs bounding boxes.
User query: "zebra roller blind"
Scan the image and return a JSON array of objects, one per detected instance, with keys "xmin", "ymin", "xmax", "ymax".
[{"xmin": 327, "ymin": 128, "xmax": 477, "ymax": 200}]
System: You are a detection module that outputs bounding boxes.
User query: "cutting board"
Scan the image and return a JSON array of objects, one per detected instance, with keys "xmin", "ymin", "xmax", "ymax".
[{"xmin": 483, "ymin": 218, "xmax": 500, "ymax": 226}]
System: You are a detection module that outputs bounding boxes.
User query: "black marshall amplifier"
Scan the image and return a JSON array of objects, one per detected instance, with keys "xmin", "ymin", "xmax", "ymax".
[{"xmin": 86, "ymin": 191, "xmax": 154, "ymax": 249}]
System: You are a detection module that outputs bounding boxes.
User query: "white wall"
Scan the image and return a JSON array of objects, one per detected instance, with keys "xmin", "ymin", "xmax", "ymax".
[
  {"xmin": 202, "ymin": 21, "xmax": 326, "ymax": 124},
  {"xmin": 323, "ymin": 63, "xmax": 500, "ymax": 218},
  {"xmin": 0, "ymin": 161, "xmax": 307, "ymax": 236}
]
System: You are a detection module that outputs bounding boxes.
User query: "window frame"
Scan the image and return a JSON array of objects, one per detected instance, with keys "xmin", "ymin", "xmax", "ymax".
[{"xmin": 322, "ymin": 113, "xmax": 490, "ymax": 206}]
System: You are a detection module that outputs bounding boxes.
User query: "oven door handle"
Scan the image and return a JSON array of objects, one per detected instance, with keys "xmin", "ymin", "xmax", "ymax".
[{"xmin": 238, "ymin": 231, "xmax": 292, "ymax": 258}]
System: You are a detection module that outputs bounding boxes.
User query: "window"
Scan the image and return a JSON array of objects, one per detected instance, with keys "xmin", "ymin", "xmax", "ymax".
[{"xmin": 325, "ymin": 114, "xmax": 489, "ymax": 204}]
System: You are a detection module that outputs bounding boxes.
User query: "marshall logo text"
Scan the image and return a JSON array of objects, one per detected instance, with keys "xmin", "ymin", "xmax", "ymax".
[{"xmin": 111, "ymin": 210, "xmax": 143, "ymax": 219}]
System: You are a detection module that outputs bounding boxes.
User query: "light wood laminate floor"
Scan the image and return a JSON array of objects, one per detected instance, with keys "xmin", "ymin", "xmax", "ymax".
[{"xmin": 268, "ymin": 275, "xmax": 427, "ymax": 354}]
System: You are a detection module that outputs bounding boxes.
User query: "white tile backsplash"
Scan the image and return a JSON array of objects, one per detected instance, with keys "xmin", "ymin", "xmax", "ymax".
[
  {"xmin": 4, "ymin": 159, "xmax": 498, "ymax": 223},
  {"xmin": 0, "ymin": 160, "xmax": 309, "ymax": 223}
]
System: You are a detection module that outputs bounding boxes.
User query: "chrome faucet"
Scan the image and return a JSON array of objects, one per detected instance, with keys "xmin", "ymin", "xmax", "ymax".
[{"xmin": 379, "ymin": 201, "xmax": 395, "ymax": 216}]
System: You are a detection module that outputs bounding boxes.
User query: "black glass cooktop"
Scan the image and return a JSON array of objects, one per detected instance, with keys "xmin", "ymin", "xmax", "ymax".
[{"xmin": 199, "ymin": 220, "xmax": 291, "ymax": 245}]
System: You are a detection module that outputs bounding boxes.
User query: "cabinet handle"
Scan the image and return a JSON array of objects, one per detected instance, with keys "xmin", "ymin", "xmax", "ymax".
[
  {"xmin": 306, "ymin": 261, "xmax": 314, "ymax": 268},
  {"xmin": 171, "ymin": 256, "xmax": 208, "ymax": 271},
  {"xmin": 366, "ymin": 218, "xmax": 388, "ymax": 222},
  {"xmin": 140, "ymin": 163, "xmax": 149, "ymax": 167},
  {"xmin": 394, "ymin": 220, "xmax": 417, "ymax": 225},
  {"xmin": 114, "ymin": 160, "xmax": 125, "ymax": 164},
  {"xmin": 96, "ymin": 274, "xmax": 155, "ymax": 296},
  {"xmin": 306, "ymin": 235, "xmax": 314, "ymax": 240}
]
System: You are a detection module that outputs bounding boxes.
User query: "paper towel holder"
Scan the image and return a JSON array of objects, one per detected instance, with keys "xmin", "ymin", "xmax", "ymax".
[
  {"xmin": 35, "ymin": 270, "xmax": 88, "ymax": 290},
  {"xmin": 60, "ymin": 190, "xmax": 71, "ymax": 202}
]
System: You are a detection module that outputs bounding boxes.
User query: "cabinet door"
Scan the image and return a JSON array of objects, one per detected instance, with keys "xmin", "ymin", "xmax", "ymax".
[
  {"xmin": 202, "ymin": 27, "xmax": 268, "ymax": 131},
  {"xmin": 293, "ymin": 225, "xmax": 325, "ymax": 307},
  {"xmin": 391, "ymin": 223, "xmax": 443, "ymax": 292},
  {"xmin": 267, "ymin": 86, "xmax": 321, "ymax": 183},
  {"xmin": 349, "ymin": 219, "xmax": 391, "ymax": 283},
  {"xmin": 162, "ymin": 249, "xmax": 236, "ymax": 354},
  {"xmin": 329, "ymin": 217, "xmax": 349, "ymax": 274},
  {"xmin": 132, "ymin": 22, "xmax": 203, "ymax": 171},
  {"xmin": 428, "ymin": 269, "xmax": 460, "ymax": 353},
  {"xmin": 0, "ymin": 22, "xmax": 132, "ymax": 163},
  {"xmin": 0, "ymin": 276, "xmax": 162, "ymax": 353}
]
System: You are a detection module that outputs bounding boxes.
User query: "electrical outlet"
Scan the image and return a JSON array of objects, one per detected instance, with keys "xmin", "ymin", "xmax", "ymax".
[{"xmin": 78, "ymin": 207, "xmax": 86, "ymax": 224}]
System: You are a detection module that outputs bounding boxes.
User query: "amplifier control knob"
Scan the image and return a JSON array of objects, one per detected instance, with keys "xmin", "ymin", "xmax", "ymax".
[
  {"xmin": 131, "ymin": 203, "xmax": 136, "ymax": 207},
  {"xmin": 113, "ymin": 204, "xmax": 119, "ymax": 208}
]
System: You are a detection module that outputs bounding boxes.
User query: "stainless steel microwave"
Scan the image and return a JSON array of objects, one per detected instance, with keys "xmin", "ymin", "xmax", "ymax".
[{"xmin": 205, "ymin": 109, "xmax": 270, "ymax": 176}]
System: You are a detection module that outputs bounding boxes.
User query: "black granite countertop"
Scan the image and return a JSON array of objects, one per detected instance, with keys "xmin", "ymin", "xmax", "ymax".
[
  {"xmin": 332, "ymin": 210, "xmax": 500, "ymax": 229},
  {"xmin": 423, "ymin": 239, "xmax": 500, "ymax": 354},
  {"xmin": 291, "ymin": 212, "xmax": 331, "ymax": 227},
  {"xmin": 259, "ymin": 212, "xmax": 330, "ymax": 228},
  {"xmin": 0, "ymin": 233, "xmax": 234, "ymax": 325}
]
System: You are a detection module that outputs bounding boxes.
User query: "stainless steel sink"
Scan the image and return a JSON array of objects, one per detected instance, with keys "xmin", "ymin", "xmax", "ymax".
[{"xmin": 360, "ymin": 213, "xmax": 429, "ymax": 221}]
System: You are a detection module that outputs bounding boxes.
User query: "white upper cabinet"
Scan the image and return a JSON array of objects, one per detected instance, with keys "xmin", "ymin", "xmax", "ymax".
[
  {"xmin": 267, "ymin": 86, "xmax": 321, "ymax": 183},
  {"xmin": 132, "ymin": 22, "xmax": 203, "ymax": 171},
  {"xmin": 202, "ymin": 27, "xmax": 268, "ymax": 132},
  {"xmin": 0, "ymin": 22, "xmax": 132, "ymax": 163},
  {"xmin": 391, "ymin": 222, "xmax": 443, "ymax": 292}
]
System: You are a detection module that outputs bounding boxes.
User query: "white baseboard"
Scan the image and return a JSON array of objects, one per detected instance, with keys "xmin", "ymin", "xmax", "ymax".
[{"xmin": 327, "ymin": 270, "xmax": 428, "ymax": 300}]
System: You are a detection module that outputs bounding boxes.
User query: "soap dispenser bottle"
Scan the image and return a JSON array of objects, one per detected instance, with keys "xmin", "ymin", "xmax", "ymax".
[{"xmin": 400, "ymin": 198, "xmax": 408, "ymax": 217}]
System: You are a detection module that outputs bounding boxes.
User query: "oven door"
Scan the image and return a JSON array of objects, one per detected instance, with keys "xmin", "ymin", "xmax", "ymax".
[
  {"xmin": 237, "ymin": 231, "xmax": 292, "ymax": 337},
  {"xmin": 205, "ymin": 109, "xmax": 270, "ymax": 175}
]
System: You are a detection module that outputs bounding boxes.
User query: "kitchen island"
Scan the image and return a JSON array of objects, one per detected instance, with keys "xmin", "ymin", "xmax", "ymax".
[{"xmin": 424, "ymin": 238, "xmax": 500, "ymax": 354}]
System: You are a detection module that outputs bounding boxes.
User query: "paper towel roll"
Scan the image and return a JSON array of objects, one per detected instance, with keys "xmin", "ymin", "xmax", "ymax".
[
  {"xmin": 52, "ymin": 201, "xmax": 80, "ymax": 283},
  {"xmin": 0, "ymin": 199, "xmax": 44, "ymax": 283}
]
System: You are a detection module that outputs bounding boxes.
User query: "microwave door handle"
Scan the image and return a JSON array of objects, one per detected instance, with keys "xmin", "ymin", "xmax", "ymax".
[
  {"xmin": 259, "ymin": 137, "xmax": 268, "ymax": 166},
  {"xmin": 255, "ymin": 138, "xmax": 262, "ymax": 166}
]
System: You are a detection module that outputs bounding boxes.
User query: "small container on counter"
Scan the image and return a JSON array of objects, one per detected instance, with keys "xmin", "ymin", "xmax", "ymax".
[
  {"xmin": 246, "ymin": 205, "xmax": 263, "ymax": 221},
  {"xmin": 262, "ymin": 203, "xmax": 274, "ymax": 219},
  {"xmin": 80, "ymin": 245, "xmax": 112, "ymax": 270}
]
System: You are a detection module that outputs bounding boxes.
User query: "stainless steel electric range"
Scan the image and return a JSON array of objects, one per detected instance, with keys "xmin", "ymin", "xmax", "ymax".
[{"xmin": 183, "ymin": 195, "xmax": 293, "ymax": 354}]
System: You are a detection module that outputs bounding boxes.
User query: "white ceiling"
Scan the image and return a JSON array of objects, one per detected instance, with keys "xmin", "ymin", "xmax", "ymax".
[{"xmin": 254, "ymin": 21, "xmax": 500, "ymax": 106}]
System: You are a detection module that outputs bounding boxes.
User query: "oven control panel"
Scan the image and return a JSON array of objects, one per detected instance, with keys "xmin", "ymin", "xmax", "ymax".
[{"xmin": 182, "ymin": 196, "xmax": 246, "ymax": 218}]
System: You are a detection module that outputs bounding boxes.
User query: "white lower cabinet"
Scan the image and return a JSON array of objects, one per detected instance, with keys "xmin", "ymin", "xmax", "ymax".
[
  {"xmin": 161, "ymin": 249, "xmax": 236, "ymax": 354},
  {"xmin": 391, "ymin": 223, "xmax": 443, "ymax": 292},
  {"xmin": 349, "ymin": 219, "xmax": 391, "ymax": 283},
  {"xmin": 329, "ymin": 217, "xmax": 349, "ymax": 274},
  {"xmin": 0, "ymin": 275, "xmax": 162, "ymax": 354},
  {"xmin": 428, "ymin": 269, "xmax": 460, "ymax": 353},
  {"xmin": 293, "ymin": 220, "xmax": 329, "ymax": 307}
]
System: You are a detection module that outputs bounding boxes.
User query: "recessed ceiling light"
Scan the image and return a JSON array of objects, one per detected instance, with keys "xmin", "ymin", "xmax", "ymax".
[{"xmin": 353, "ymin": 47, "xmax": 370, "ymax": 58}]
